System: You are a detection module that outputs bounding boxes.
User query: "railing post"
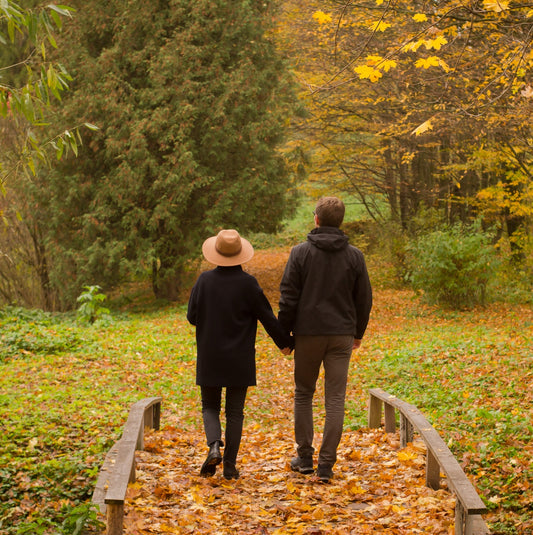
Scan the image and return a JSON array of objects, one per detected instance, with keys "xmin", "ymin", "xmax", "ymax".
[
  {"xmin": 455, "ymin": 501, "xmax": 465, "ymax": 535},
  {"xmin": 400, "ymin": 413, "xmax": 414, "ymax": 448},
  {"xmin": 136, "ymin": 418, "xmax": 144, "ymax": 450},
  {"xmin": 153, "ymin": 402, "xmax": 161, "ymax": 430},
  {"xmin": 368, "ymin": 393, "xmax": 382, "ymax": 428},
  {"xmin": 426, "ymin": 448, "xmax": 441, "ymax": 490},
  {"xmin": 144, "ymin": 405, "xmax": 154, "ymax": 429},
  {"xmin": 384, "ymin": 403, "xmax": 396, "ymax": 433},
  {"xmin": 107, "ymin": 503, "xmax": 124, "ymax": 535}
]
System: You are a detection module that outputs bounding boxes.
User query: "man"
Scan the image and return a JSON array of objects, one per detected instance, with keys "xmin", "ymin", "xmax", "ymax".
[{"xmin": 278, "ymin": 196, "xmax": 372, "ymax": 482}]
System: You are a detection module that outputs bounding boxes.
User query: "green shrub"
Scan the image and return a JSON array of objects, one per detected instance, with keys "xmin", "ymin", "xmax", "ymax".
[
  {"xmin": 407, "ymin": 223, "xmax": 499, "ymax": 308},
  {"xmin": 76, "ymin": 286, "xmax": 111, "ymax": 324}
]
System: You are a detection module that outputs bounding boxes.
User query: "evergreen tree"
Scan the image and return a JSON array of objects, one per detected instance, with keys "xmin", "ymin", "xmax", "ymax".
[{"xmin": 44, "ymin": 0, "xmax": 299, "ymax": 304}]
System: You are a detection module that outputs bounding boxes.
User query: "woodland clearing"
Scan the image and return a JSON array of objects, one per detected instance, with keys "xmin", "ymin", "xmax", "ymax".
[{"xmin": 0, "ymin": 249, "xmax": 531, "ymax": 534}]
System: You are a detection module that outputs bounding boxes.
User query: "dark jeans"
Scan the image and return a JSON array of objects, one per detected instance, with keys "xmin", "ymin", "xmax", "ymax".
[
  {"xmin": 200, "ymin": 385, "xmax": 248, "ymax": 465},
  {"xmin": 293, "ymin": 335, "xmax": 354, "ymax": 467}
]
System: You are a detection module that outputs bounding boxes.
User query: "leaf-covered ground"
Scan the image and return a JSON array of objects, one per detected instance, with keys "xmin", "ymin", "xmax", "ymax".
[
  {"xmin": 0, "ymin": 249, "xmax": 532, "ymax": 534},
  {"xmin": 126, "ymin": 428, "xmax": 454, "ymax": 534}
]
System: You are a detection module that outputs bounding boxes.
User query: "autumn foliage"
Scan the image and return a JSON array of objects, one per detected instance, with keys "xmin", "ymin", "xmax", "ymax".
[{"xmin": 278, "ymin": 0, "xmax": 533, "ymax": 256}]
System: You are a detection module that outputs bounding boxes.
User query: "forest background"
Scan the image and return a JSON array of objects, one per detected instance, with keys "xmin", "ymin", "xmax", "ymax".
[{"xmin": 0, "ymin": 0, "xmax": 532, "ymax": 534}]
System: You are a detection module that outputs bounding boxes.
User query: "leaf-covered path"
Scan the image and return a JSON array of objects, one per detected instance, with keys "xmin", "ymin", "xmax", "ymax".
[
  {"xmin": 123, "ymin": 369, "xmax": 456, "ymax": 535},
  {"xmin": 125, "ymin": 427, "xmax": 455, "ymax": 534}
]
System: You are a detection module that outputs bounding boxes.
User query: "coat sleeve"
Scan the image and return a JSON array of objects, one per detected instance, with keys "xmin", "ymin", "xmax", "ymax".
[
  {"xmin": 278, "ymin": 248, "xmax": 301, "ymax": 334},
  {"xmin": 187, "ymin": 280, "xmax": 199, "ymax": 326},
  {"xmin": 252, "ymin": 279, "xmax": 293, "ymax": 349},
  {"xmin": 353, "ymin": 252, "xmax": 372, "ymax": 339}
]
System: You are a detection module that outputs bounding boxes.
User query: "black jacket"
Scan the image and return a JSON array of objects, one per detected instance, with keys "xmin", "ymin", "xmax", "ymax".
[
  {"xmin": 187, "ymin": 265, "xmax": 292, "ymax": 387},
  {"xmin": 278, "ymin": 227, "xmax": 372, "ymax": 338}
]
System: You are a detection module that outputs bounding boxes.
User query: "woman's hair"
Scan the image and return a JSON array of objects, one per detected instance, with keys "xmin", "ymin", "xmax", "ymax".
[{"xmin": 315, "ymin": 196, "xmax": 345, "ymax": 228}]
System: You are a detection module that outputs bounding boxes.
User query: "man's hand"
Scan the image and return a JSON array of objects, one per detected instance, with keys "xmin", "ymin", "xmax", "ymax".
[
  {"xmin": 353, "ymin": 339, "xmax": 362, "ymax": 350},
  {"xmin": 281, "ymin": 347, "xmax": 292, "ymax": 355}
]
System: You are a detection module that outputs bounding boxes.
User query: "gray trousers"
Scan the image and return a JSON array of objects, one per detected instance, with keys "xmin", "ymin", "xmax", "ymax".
[{"xmin": 293, "ymin": 335, "xmax": 354, "ymax": 467}]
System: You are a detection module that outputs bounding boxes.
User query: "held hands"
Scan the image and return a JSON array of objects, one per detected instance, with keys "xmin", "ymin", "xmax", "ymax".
[{"xmin": 281, "ymin": 347, "xmax": 292, "ymax": 355}]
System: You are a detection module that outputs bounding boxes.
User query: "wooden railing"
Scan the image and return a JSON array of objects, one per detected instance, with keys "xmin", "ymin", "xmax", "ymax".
[
  {"xmin": 368, "ymin": 388, "xmax": 490, "ymax": 535},
  {"xmin": 92, "ymin": 397, "xmax": 162, "ymax": 535}
]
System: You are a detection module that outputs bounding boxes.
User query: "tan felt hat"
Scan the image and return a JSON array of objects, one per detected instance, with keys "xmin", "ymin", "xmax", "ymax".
[{"xmin": 202, "ymin": 229, "xmax": 254, "ymax": 266}]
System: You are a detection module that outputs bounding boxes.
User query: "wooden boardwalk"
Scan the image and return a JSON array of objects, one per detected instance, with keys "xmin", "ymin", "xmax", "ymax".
[{"xmin": 92, "ymin": 393, "xmax": 489, "ymax": 534}]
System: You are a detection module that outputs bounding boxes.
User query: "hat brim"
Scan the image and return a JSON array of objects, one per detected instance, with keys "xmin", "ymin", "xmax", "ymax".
[{"xmin": 202, "ymin": 235, "xmax": 254, "ymax": 266}]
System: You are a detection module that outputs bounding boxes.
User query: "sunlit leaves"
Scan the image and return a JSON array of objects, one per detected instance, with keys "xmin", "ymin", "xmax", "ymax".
[
  {"xmin": 415, "ymin": 56, "xmax": 450, "ymax": 72},
  {"xmin": 354, "ymin": 55, "xmax": 397, "ymax": 82},
  {"xmin": 412, "ymin": 13, "xmax": 428, "ymax": 22},
  {"xmin": 354, "ymin": 64, "xmax": 383, "ymax": 82},
  {"xmin": 412, "ymin": 119, "xmax": 433, "ymax": 136},
  {"xmin": 370, "ymin": 20, "xmax": 391, "ymax": 32},
  {"xmin": 312, "ymin": 10, "xmax": 331, "ymax": 24},
  {"xmin": 483, "ymin": 0, "xmax": 510, "ymax": 13},
  {"xmin": 427, "ymin": 35, "xmax": 447, "ymax": 51}
]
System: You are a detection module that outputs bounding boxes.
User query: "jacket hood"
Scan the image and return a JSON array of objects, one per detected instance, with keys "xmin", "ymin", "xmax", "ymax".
[{"xmin": 307, "ymin": 227, "xmax": 349, "ymax": 252}]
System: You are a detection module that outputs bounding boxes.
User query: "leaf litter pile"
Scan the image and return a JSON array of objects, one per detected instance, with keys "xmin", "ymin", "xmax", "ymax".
[
  {"xmin": 121, "ymin": 250, "xmax": 457, "ymax": 534},
  {"xmin": 125, "ymin": 427, "xmax": 454, "ymax": 534}
]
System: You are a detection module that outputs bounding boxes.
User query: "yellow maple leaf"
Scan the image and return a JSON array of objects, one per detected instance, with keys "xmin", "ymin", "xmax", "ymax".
[
  {"xmin": 312, "ymin": 10, "xmax": 332, "ymax": 24},
  {"xmin": 376, "ymin": 0, "xmax": 384, "ymax": 4},
  {"xmin": 398, "ymin": 449, "xmax": 418, "ymax": 462},
  {"xmin": 483, "ymin": 0, "xmax": 510, "ymax": 12},
  {"xmin": 413, "ymin": 13, "xmax": 428, "ymax": 22},
  {"xmin": 425, "ymin": 35, "xmax": 448, "ymax": 50},
  {"xmin": 370, "ymin": 20, "xmax": 391, "ymax": 32},
  {"xmin": 415, "ymin": 56, "xmax": 440, "ymax": 69},
  {"xmin": 354, "ymin": 65, "xmax": 383, "ymax": 82},
  {"xmin": 402, "ymin": 40, "xmax": 424, "ymax": 53},
  {"xmin": 439, "ymin": 58, "xmax": 451, "ymax": 73},
  {"xmin": 348, "ymin": 483, "xmax": 367, "ymax": 495},
  {"xmin": 382, "ymin": 59, "xmax": 397, "ymax": 72},
  {"xmin": 366, "ymin": 55, "xmax": 383, "ymax": 65},
  {"xmin": 412, "ymin": 119, "xmax": 433, "ymax": 136},
  {"xmin": 520, "ymin": 85, "xmax": 533, "ymax": 98}
]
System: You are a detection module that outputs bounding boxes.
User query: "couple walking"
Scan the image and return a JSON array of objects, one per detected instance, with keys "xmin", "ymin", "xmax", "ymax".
[{"xmin": 187, "ymin": 196, "xmax": 373, "ymax": 482}]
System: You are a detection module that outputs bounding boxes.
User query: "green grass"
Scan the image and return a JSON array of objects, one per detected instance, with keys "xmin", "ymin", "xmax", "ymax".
[{"xmin": 248, "ymin": 192, "xmax": 372, "ymax": 249}]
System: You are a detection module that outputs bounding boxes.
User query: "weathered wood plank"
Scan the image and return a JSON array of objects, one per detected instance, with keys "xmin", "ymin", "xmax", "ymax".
[
  {"xmin": 104, "ymin": 439, "xmax": 137, "ymax": 504},
  {"xmin": 91, "ymin": 442, "xmax": 120, "ymax": 515},
  {"xmin": 92, "ymin": 397, "xmax": 162, "ymax": 530}
]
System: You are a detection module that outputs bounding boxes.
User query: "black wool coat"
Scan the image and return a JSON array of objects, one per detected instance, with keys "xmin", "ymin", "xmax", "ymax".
[{"xmin": 187, "ymin": 265, "xmax": 292, "ymax": 388}]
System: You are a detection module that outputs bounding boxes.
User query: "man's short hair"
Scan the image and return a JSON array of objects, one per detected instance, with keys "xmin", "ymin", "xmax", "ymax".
[{"xmin": 315, "ymin": 196, "xmax": 345, "ymax": 228}]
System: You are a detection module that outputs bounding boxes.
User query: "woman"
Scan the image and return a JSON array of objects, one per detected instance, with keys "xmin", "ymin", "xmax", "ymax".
[{"xmin": 187, "ymin": 229, "xmax": 292, "ymax": 479}]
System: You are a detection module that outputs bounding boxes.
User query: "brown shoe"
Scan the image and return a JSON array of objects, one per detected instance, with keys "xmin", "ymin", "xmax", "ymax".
[
  {"xmin": 316, "ymin": 464, "xmax": 333, "ymax": 483},
  {"xmin": 290, "ymin": 456, "xmax": 314, "ymax": 474}
]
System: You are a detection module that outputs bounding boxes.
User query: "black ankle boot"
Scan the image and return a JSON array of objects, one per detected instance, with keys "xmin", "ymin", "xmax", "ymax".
[
  {"xmin": 223, "ymin": 461, "xmax": 240, "ymax": 480},
  {"xmin": 200, "ymin": 441, "xmax": 222, "ymax": 476}
]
